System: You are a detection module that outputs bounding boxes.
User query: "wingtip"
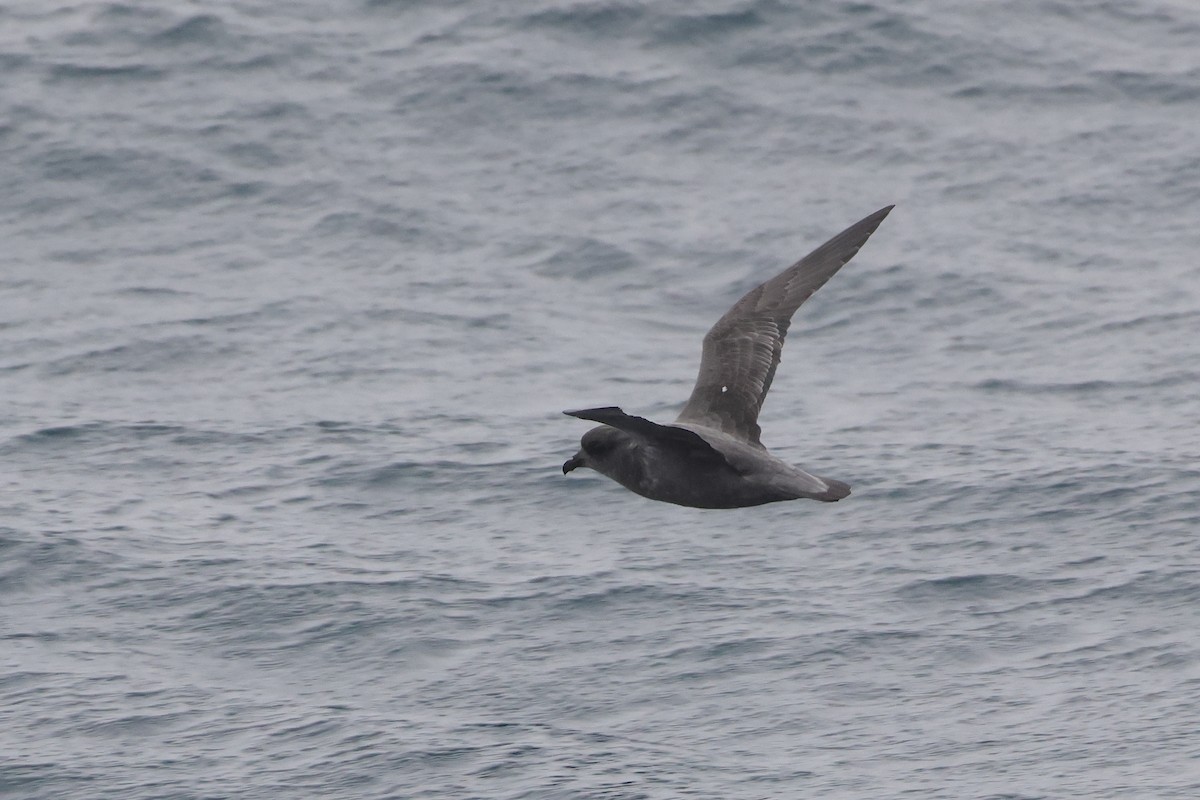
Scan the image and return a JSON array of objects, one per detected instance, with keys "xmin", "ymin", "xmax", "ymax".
[
  {"xmin": 564, "ymin": 406, "xmax": 624, "ymax": 420},
  {"xmin": 846, "ymin": 205, "xmax": 894, "ymax": 240}
]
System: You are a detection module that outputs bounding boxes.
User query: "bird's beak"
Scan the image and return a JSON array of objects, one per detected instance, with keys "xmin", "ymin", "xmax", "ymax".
[{"xmin": 563, "ymin": 453, "xmax": 584, "ymax": 474}]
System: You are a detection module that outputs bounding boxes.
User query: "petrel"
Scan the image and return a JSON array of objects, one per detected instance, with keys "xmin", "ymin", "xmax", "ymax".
[{"xmin": 562, "ymin": 206, "xmax": 893, "ymax": 508}]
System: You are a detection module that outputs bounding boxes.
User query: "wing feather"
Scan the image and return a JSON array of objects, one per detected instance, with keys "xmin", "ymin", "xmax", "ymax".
[
  {"xmin": 675, "ymin": 206, "xmax": 893, "ymax": 444},
  {"xmin": 563, "ymin": 406, "xmax": 733, "ymax": 469}
]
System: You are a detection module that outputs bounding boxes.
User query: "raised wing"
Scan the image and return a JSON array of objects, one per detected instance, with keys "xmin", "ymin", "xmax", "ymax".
[
  {"xmin": 563, "ymin": 406, "xmax": 733, "ymax": 469},
  {"xmin": 675, "ymin": 206, "xmax": 893, "ymax": 444}
]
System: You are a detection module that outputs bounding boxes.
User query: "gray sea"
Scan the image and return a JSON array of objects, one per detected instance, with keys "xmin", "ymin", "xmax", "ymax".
[{"xmin": 3, "ymin": 1, "xmax": 1199, "ymax": 798}]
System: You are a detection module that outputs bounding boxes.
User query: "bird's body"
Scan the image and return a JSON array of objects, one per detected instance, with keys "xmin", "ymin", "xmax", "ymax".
[
  {"xmin": 563, "ymin": 206, "xmax": 893, "ymax": 509},
  {"xmin": 579, "ymin": 422, "xmax": 850, "ymax": 508}
]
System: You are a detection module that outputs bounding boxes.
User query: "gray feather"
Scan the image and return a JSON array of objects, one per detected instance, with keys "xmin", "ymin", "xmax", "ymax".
[{"xmin": 676, "ymin": 205, "xmax": 893, "ymax": 444}]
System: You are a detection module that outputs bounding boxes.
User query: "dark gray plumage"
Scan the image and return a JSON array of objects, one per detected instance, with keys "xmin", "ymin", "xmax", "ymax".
[{"xmin": 563, "ymin": 206, "xmax": 893, "ymax": 508}]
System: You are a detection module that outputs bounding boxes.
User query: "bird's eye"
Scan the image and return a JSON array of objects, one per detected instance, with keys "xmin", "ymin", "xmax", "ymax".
[{"xmin": 583, "ymin": 439, "xmax": 609, "ymax": 457}]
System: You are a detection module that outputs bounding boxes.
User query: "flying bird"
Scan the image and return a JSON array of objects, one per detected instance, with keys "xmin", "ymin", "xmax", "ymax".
[{"xmin": 562, "ymin": 205, "xmax": 893, "ymax": 508}]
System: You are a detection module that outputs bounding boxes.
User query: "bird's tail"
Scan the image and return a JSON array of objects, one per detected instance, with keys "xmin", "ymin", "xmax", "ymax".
[
  {"xmin": 813, "ymin": 476, "xmax": 851, "ymax": 502},
  {"xmin": 785, "ymin": 467, "xmax": 851, "ymax": 502}
]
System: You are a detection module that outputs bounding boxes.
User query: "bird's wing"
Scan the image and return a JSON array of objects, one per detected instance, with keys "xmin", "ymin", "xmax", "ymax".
[
  {"xmin": 675, "ymin": 205, "xmax": 893, "ymax": 445},
  {"xmin": 563, "ymin": 406, "xmax": 733, "ymax": 469}
]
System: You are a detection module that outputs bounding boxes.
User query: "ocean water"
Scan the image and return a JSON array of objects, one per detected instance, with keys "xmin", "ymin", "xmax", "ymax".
[{"xmin": 2, "ymin": 1, "xmax": 1199, "ymax": 797}]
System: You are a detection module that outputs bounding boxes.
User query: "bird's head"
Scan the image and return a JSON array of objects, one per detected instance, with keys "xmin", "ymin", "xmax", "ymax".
[{"xmin": 562, "ymin": 426, "xmax": 631, "ymax": 477}]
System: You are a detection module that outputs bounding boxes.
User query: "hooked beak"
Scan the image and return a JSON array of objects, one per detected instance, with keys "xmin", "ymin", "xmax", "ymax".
[{"xmin": 562, "ymin": 453, "xmax": 584, "ymax": 474}]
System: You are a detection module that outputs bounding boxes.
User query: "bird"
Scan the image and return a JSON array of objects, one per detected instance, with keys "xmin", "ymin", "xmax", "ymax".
[{"xmin": 561, "ymin": 205, "xmax": 893, "ymax": 508}]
